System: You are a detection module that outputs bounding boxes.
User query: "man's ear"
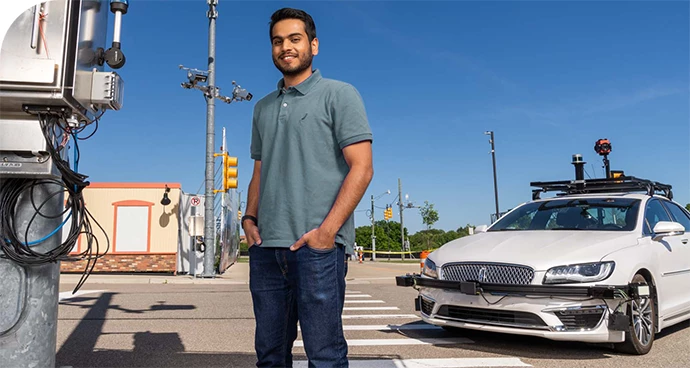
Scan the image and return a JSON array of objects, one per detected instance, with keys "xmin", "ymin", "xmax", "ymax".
[{"xmin": 311, "ymin": 37, "xmax": 319, "ymax": 56}]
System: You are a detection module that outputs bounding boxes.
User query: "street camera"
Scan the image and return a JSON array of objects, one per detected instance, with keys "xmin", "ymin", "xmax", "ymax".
[
  {"xmin": 178, "ymin": 65, "xmax": 208, "ymax": 85},
  {"xmin": 232, "ymin": 81, "xmax": 253, "ymax": 101}
]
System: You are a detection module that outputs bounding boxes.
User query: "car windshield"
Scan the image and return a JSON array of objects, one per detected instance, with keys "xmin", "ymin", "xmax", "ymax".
[{"xmin": 488, "ymin": 198, "xmax": 641, "ymax": 231}]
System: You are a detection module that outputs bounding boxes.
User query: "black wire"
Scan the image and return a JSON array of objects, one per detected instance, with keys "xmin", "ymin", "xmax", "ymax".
[{"xmin": 0, "ymin": 113, "xmax": 109, "ymax": 293}]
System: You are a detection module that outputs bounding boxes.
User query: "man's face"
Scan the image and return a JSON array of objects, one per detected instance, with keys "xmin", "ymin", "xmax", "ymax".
[{"xmin": 271, "ymin": 19, "xmax": 319, "ymax": 76}]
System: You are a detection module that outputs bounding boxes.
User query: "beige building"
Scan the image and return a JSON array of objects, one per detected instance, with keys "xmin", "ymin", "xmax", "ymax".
[{"xmin": 60, "ymin": 182, "xmax": 182, "ymax": 273}]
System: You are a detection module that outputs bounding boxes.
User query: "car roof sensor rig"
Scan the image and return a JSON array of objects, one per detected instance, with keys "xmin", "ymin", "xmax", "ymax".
[{"xmin": 530, "ymin": 138, "xmax": 673, "ymax": 201}]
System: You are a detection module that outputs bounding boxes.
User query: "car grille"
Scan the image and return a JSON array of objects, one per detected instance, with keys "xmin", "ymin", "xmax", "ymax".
[
  {"xmin": 420, "ymin": 296, "xmax": 435, "ymax": 316},
  {"xmin": 554, "ymin": 307, "xmax": 605, "ymax": 330},
  {"xmin": 437, "ymin": 305, "xmax": 547, "ymax": 329},
  {"xmin": 441, "ymin": 262, "xmax": 534, "ymax": 285}
]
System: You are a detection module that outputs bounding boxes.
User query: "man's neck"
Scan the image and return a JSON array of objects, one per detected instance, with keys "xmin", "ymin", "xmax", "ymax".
[{"xmin": 283, "ymin": 68, "xmax": 313, "ymax": 88}]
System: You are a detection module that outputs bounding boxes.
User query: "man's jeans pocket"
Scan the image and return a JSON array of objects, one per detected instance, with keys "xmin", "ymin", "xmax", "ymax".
[{"xmin": 305, "ymin": 243, "xmax": 336, "ymax": 254}]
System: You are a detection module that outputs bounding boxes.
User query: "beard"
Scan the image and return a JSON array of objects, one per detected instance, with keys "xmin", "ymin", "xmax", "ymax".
[{"xmin": 273, "ymin": 50, "xmax": 314, "ymax": 76}]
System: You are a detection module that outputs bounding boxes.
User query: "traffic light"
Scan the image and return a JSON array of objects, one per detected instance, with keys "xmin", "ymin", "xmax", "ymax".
[
  {"xmin": 383, "ymin": 205, "xmax": 393, "ymax": 220},
  {"xmin": 237, "ymin": 209, "xmax": 242, "ymax": 221},
  {"xmin": 223, "ymin": 154, "xmax": 238, "ymax": 191}
]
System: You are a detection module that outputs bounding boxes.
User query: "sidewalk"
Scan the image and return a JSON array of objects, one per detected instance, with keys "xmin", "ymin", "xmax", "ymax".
[{"xmin": 59, "ymin": 259, "xmax": 420, "ymax": 285}]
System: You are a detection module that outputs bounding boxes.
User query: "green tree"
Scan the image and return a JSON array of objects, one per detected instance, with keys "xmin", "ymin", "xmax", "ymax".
[
  {"xmin": 354, "ymin": 221, "xmax": 408, "ymax": 252},
  {"xmin": 686, "ymin": 203, "xmax": 690, "ymax": 212},
  {"xmin": 419, "ymin": 201, "xmax": 440, "ymax": 249},
  {"xmin": 419, "ymin": 201, "xmax": 439, "ymax": 230}
]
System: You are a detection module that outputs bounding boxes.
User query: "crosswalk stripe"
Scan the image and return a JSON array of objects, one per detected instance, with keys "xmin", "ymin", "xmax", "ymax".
[
  {"xmin": 294, "ymin": 337, "xmax": 472, "ymax": 347},
  {"xmin": 298, "ymin": 324, "xmax": 440, "ymax": 331},
  {"xmin": 343, "ymin": 306, "xmax": 399, "ymax": 311},
  {"xmin": 342, "ymin": 324, "xmax": 442, "ymax": 331},
  {"xmin": 341, "ymin": 314, "xmax": 419, "ymax": 319},
  {"xmin": 58, "ymin": 290, "xmax": 104, "ymax": 302},
  {"xmin": 344, "ymin": 294, "xmax": 371, "ymax": 298},
  {"xmin": 294, "ymin": 357, "xmax": 531, "ymax": 368},
  {"xmin": 345, "ymin": 290, "xmax": 361, "ymax": 294},
  {"xmin": 344, "ymin": 300, "xmax": 385, "ymax": 304}
]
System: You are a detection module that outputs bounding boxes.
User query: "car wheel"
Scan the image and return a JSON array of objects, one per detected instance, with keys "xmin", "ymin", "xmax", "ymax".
[{"xmin": 614, "ymin": 273, "xmax": 655, "ymax": 355}]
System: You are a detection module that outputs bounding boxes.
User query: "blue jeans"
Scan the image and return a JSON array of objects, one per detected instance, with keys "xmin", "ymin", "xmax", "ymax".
[{"xmin": 249, "ymin": 243, "xmax": 349, "ymax": 368}]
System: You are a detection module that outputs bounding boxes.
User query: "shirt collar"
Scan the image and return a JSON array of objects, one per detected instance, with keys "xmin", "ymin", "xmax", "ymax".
[{"xmin": 277, "ymin": 69, "xmax": 322, "ymax": 97}]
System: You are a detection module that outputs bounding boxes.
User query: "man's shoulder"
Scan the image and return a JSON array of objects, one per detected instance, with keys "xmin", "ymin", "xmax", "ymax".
[
  {"xmin": 254, "ymin": 90, "xmax": 280, "ymax": 111},
  {"xmin": 318, "ymin": 77, "xmax": 357, "ymax": 92}
]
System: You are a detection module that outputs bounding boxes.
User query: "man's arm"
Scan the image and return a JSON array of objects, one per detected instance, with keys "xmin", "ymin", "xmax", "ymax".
[
  {"xmin": 243, "ymin": 160, "xmax": 262, "ymax": 247},
  {"xmin": 290, "ymin": 140, "xmax": 373, "ymax": 250}
]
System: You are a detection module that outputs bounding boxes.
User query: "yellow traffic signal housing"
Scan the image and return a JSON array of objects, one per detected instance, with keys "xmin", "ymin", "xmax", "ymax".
[
  {"xmin": 237, "ymin": 209, "xmax": 242, "ymax": 221},
  {"xmin": 383, "ymin": 206, "xmax": 393, "ymax": 220},
  {"xmin": 224, "ymin": 154, "xmax": 238, "ymax": 191}
]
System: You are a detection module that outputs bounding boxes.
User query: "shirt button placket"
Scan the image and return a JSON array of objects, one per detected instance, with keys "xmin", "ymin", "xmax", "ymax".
[{"xmin": 279, "ymin": 96, "xmax": 289, "ymax": 123}]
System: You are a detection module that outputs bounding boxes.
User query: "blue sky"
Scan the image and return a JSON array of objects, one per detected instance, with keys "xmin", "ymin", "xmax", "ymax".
[{"xmin": 73, "ymin": 0, "xmax": 689, "ymax": 235}]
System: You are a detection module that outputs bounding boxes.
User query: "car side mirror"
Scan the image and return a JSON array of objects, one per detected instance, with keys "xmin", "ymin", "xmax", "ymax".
[
  {"xmin": 652, "ymin": 221, "xmax": 685, "ymax": 241},
  {"xmin": 474, "ymin": 225, "xmax": 489, "ymax": 234}
]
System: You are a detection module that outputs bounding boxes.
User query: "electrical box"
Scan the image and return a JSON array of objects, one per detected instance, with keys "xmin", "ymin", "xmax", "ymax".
[
  {"xmin": 190, "ymin": 215, "xmax": 205, "ymax": 237},
  {"xmin": 0, "ymin": 0, "xmax": 123, "ymax": 122},
  {"xmin": 0, "ymin": 0, "xmax": 124, "ymax": 179}
]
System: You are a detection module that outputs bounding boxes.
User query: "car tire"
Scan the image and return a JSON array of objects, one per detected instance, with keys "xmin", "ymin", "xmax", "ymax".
[{"xmin": 614, "ymin": 273, "xmax": 656, "ymax": 355}]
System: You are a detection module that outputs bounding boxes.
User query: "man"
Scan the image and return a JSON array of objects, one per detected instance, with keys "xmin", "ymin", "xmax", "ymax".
[{"xmin": 242, "ymin": 7, "xmax": 373, "ymax": 368}]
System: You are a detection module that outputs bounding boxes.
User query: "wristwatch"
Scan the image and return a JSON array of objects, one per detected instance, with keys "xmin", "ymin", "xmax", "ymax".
[{"xmin": 241, "ymin": 215, "xmax": 258, "ymax": 227}]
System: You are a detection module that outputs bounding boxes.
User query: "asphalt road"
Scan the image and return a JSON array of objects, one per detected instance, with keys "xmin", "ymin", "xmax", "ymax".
[{"xmin": 56, "ymin": 261, "xmax": 690, "ymax": 368}]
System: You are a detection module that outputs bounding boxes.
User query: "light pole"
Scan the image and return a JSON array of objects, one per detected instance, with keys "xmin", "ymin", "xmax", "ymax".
[
  {"xmin": 484, "ymin": 131, "xmax": 500, "ymax": 221},
  {"xmin": 370, "ymin": 190, "xmax": 390, "ymax": 261}
]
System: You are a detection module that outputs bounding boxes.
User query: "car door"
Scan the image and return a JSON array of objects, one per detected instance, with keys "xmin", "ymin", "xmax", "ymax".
[
  {"xmin": 642, "ymin": 198, "xmax": 688, "ymax": 320},
  {"xmin": 660, "ymin": 200, "xmax": 690, "ymax": 314}
]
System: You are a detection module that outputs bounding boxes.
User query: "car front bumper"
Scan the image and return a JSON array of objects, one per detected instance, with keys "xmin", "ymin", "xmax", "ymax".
[{"xmin": 397, "ymin": 274, "xmax": 650, "ymax": 344}]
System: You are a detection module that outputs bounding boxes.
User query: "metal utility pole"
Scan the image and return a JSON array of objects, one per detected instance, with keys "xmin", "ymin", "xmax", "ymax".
[
  {"xmin": 202, "ymin": 0, "xmax": 218, "ymax": 277},
  {"xmin": 370, "ymin": 194, "xmax": 376, "ymax": 261},
  {"xmin": 485, "ymin": 131, "xmax": 500, "ymax": 221},
  {"xmin": 398, "ymin": 178, "xmax": 405, "ymax": 260},
  {"xmin": 180, "ymin": 0, "xmax": 252, "ymax": 277}
]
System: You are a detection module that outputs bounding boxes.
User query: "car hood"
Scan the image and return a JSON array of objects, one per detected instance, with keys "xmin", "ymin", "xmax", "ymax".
[{"xmin": 431, "ymin": 231, "xmax": 637, "ymax": 271}]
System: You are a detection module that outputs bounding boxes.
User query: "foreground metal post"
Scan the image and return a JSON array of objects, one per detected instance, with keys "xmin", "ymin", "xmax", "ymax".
[{"xmin": 0, "ymin": 180, "xmax": 63, "ymax": 368}]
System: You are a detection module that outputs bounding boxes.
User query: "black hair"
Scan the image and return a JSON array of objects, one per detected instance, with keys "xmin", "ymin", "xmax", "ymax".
[{"xmin": 269, "ymin": 8, "xmax": 317, "ymax": 41}]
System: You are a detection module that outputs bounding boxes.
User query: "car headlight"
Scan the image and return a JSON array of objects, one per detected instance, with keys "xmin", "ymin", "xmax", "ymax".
[
  {"xmin": 543, "ymin": 262, "xmax": 615, "ymax": 284},
  {"xmin": 422, "ymin": 258, "xmax": 438, "ymax": 279}
]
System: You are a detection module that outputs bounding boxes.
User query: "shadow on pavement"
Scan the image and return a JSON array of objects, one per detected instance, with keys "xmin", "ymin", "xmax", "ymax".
[{"xmin": 396, "ymin": 319, "xmax": 690, "ymax": 361}]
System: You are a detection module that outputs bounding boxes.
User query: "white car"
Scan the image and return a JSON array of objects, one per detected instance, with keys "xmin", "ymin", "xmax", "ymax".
[{"xmin": 397, "ymin": 176, "xmax": 690, "ymax": 355}]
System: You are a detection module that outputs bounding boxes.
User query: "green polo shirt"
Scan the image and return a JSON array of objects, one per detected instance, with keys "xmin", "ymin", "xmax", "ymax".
[{"xmin": 250, "ymin": 69, "xmax": 372, "ymax": 254}]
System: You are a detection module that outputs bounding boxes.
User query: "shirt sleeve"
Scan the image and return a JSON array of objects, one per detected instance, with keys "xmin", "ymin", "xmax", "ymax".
[
  {"xmin": 332, "ymin": 84, "xmax": 373, "ymax": 150},
  {"xmin": 250, "ymin": 104, "xmax": 262, "ymax": 160}
]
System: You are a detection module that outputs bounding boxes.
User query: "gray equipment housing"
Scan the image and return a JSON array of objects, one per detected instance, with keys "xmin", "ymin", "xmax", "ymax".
[{"xmin": 0, "ymin": 0, "xmax": 123, "ymax": 179}]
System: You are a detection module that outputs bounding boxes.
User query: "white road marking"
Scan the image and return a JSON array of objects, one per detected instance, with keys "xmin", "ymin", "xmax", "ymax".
[
  {"xmin": 294, "ymin": 337, "xmax": 472, "ymax": 347},
  {"xmin": 344, "ymin": 306, "xmax": 399, "ymax": 311},
  {"xmin": 294, "ymin": 357, "xmax": 530, "ymax": 368},
  {"xmin": 58, "ymin": 290, "xmax": 104, "ymax": 302},
  {"xmin": 344, "ymin": 300, "xmax": 385, "ymax": 304},
  {"xmin": 345, "ymin": 294, "xmax": 372, "ymax": 298},
  {"xmin": 341, "ymin": 314, "xmax": 419, "ymax": 320},
  {"xmin": 345, "ymin": 290, "xmax": 361, "ymax": 294},
  {"xmin": 342, "ymin": 324, "xmax": 443, "ymax": 331},
  {"xmin": 298, "ymin": 324, "xmax": 440, "ymax": 331}
]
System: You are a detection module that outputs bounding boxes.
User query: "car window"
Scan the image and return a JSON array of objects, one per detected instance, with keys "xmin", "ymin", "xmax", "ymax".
[
  {"xmin": 644, "ymin": 199, "xmax": 671, "ymax": 234},
  {"xmin": 662, "ymin": 201, "xmax": 690, "ymax": 232},
  {"xmin": 489, "ymin": 198, "xmax": 640, "ymax": 231}
]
